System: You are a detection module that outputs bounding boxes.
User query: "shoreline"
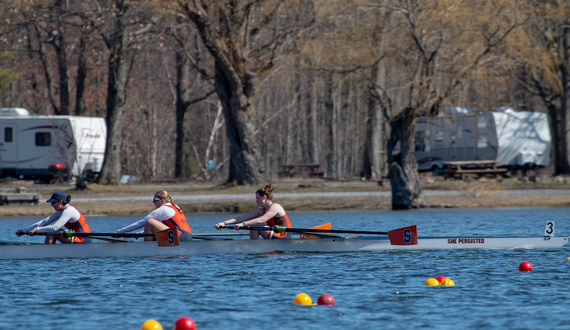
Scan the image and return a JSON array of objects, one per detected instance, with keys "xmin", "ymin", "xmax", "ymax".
[{"xmin": 0, "ymin": 178, "xmax": 568, "ymax": 216}]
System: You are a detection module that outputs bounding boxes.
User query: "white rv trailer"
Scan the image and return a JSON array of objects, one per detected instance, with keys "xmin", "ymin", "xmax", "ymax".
[
  {"xmin": 0, "ymin": 108, "xmax": 106, "ymax": 181},
  {"xmin": 415, "ymin": 107, "xmax": 551, "ymax": 171}
]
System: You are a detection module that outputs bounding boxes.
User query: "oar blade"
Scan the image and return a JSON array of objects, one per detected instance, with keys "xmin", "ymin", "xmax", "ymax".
[
  {"xmin": 300, "ymin": 223, "xmax": 331, "ymax": 239},
  {"xmin": 155, "ymin": 227, "xmax": 180, "ymax": 247},
  {"xmin": 387, "ymin": 225, "xmax": 418, "ymax": 245}
]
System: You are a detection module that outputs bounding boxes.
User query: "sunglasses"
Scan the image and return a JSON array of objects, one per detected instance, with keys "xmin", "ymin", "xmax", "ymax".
[{"xmin": 152, "ymin": 198, "xmax": 162, "ymax": 202}]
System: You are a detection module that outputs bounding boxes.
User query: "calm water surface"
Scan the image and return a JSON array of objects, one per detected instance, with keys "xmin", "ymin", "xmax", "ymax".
[{"xmin": 1, "ymin": 207, "xmax": 569, "ymax": 329}]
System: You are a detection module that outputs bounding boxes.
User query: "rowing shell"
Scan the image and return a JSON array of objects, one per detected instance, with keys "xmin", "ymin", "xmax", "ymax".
[{"xmin": 0, "ymin": 235, "xmax": 567, "ymax": 260}]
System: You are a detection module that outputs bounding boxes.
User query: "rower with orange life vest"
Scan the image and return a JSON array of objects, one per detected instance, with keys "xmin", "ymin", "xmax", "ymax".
[
  {"xmin": 15, "ymin": 191, "xmax": 92, "ymax": 244},
  {"xmin": 215, "ymin": 183, "xmax": 292, "ymax": 239},
  {"xmin": 116, "ymin": 190, "xmax": 192, "ymax": 241}
]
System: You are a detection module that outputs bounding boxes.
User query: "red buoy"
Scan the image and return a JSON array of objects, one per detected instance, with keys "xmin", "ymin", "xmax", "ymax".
[
  {"xmin": 435, "ymin": 276, "xmax": 447, "ymax": 283},
  {"xmin": 174, "ymin": 317, "xmax": 196, "ymax": 330},
  {"xmin": 519, "ymin": 261, "xmax": 533, "ymax": 272},
  {"xmin": 317, "ymin": 294, "xmax": 335, "ymax": 306}
]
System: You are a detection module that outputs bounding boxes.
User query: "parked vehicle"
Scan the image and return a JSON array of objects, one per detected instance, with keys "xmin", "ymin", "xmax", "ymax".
[
  {"xmin": 415, "ymin": 107, "xmax": 551, "ymax": 172},
  {"xmin": 0, "ymin": 108, "xmax": 106, "ymax": 182}
]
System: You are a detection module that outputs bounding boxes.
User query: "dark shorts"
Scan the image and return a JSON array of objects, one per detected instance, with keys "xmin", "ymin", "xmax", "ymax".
[{"xmin": 179, "ymin": 231, "xmax": 193, "ymax": 241}]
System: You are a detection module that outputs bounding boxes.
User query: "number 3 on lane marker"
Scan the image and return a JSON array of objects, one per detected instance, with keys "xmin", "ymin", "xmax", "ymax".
[{"xmin": 544, "ymin": 221, "xmax": 555, "ymax": 240}]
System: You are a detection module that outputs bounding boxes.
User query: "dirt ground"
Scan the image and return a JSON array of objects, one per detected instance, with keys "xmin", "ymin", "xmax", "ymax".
[{"xmin": 0, "ymin": 175, "xmax": 569, "ymax": 217}]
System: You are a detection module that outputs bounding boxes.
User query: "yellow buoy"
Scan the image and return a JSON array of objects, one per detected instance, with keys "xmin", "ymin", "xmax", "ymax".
[
  {"xmin": 566, "ymin": 257, "xmax": 570, "ymax": 260},
  {"xmin": 440, "ymin": 278, "xmax": 455, "ymax": 286},
  {"xmin": 424, "ymin": 278, "xmax": 440, "ymax": 286},
  {"xmin": 140, "ymin": 319, "xmax": 163, "ymax": 330},
  {"xmin": 294, "ymin": 293, "xmax": 312, "ymax": 305}
]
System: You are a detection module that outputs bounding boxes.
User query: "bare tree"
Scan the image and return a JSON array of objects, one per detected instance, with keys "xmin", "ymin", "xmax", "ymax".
[
  {"xmin": 175, "ymin": 0, "xmax": 314, "ymax": 185},
  {"xmin": 501, "ymin": 1, "xmax": 570, "ymax": 175}
]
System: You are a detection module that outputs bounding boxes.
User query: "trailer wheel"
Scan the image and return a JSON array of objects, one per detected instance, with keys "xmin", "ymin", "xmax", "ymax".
[{"xmin": 431, "ymin": 165, "xmax": 441, "ymax": 176}]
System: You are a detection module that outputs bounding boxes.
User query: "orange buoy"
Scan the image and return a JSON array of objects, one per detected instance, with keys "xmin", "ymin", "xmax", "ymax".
[
  {"xmin": 294, "ymin": 293, "xmax": 312, "ymax": 305},
  {"xmin": 140, "ymin": 319, "xmax": 162, "ymax": 330},
  {"xmin": 440, "ymin": 278, "xmax": 455, "ymax": 286},
  {"xmin": 424, "ymin": 278, "xmax": 439, "ymax": 286}
]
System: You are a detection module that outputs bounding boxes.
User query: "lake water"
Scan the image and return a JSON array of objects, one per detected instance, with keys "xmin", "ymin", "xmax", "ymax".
[{"xmin": 1, "ymin": 207, "xmax": 570, "ymax": 329}]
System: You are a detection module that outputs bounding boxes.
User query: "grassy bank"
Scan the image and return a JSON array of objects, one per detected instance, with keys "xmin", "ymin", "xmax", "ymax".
[{"xmin": 0, "ymin": 177, "xmax": 569, "ymax": 217}]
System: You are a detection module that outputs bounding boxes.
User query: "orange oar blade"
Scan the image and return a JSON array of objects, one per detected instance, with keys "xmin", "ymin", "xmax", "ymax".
[
  {"xmin": 387, "ymin": 225, "xmax": 418, "ymax": 245},
  {"xmin": 155, "ymin": 226, "xmax": 180, "ymax": 247},
  {"xmin": 300, "ymin": 223, "xmax": 331, "ymax": 239}
]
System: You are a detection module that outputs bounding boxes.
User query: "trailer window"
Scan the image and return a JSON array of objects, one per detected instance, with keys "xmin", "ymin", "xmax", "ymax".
[
  {"xmin": 435, "ymin": 131, "xmax": 443, "ymax": 142},
  {"xmin": 4, "ymin": 127, "xmax": 12, "ymax": 142},
  {"xmin": 456, "ymin": 124, "xmax": 463, "ymax": 139},
  {"xmin": 35, "ymin": 132, "xmax": 51, "ymax": 146}
]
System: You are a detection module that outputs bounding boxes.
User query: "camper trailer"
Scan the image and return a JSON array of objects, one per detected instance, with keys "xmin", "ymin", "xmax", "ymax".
[
  {"xmin": 0, "ymin": 108, "xmax": 106, "ymax": 182},
  {"xmin": 415, "ymin": 107, "xmax": 551, "ymax": 172}
]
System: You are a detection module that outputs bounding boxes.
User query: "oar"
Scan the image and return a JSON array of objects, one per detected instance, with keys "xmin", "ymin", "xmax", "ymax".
[
  {"xmin": 191, "ymin": 232, "xmax": 249, "ymax": 237},
  {"xmin": 27, "ymin": 231, "xmax": 155, "ymax": 238},
  {"xmin": 223, "ymin": 225, "xmax": 388, "ymax": 235},
  {"xmin": 26, "ymin": 227, "xmax": 181, "ymax": 247},
  {"xmin": 85, "ymin": 236, "xmax": 131, "ymax": 243},
  {"xmin": 222, "ymin": 224, "xmax": 418, "ymax": 245}
]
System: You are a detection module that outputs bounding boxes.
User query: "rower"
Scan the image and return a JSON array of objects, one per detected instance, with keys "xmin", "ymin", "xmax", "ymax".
[
  {"xmin": 116, "ymin": 190, "xmax": 192, "ymax": 241},
  {"xmin": 215, "ymin": 183, "xmax": 292, "ymax": 239},
  {"xmin": 15, "ymin": 191, "xmax": 92, "ymax": 244}
]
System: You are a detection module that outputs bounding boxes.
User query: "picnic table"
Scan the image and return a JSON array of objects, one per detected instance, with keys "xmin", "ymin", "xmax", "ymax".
[
  {"xmin": 440, "ymin": 160, "xmax": 508, "ymax": 180},
  {"xmin": 279, "ymin": 164, "xmax": 324, "ymax": 178}
]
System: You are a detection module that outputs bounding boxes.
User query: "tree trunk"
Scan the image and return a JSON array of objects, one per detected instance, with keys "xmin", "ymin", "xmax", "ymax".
[
  {"xmin": 174, "ymin": 50, "xmax": 189, "ymax": 179},
  {"xmin": 74, "ymin": 35, "xmax": 87, "ymax": 116},
  {"xmin": 387, "ymin": 109, "xmax": 425, "ymax": 209},
  {"xmin": 364, "ymin": 63, "xmax": 384, "ymax": 180},
  {"xmin": 311, "ymin": 76, "xmax": 320, "ymax": 164},
  {"xmin": 99, "ymin": 6, "xmax": 132, "ymax": 185},
  {"xmin": 547, "ymin": 103, "xmax": 566, "ymax": 175},
  {"xmin": 216, "ymin": 64, "xmax": 264, "ymax": 185},
  {"xmin": 183, "ymin": 4, "xmax": 264, "ymax": 185},
  {"xmin": 563, "ymin": 27, "xmax": 570, "ymax": 174},
  {"xmin": 54, "ymin": 33, "xmax": 70, "ymax": 115}
]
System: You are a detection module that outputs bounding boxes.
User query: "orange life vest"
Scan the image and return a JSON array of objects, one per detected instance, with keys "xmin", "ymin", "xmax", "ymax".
[
  {"xmin": 161, "ymin": 205, "xmax": 192, "ymax": 236},
  {"xmin": 264, "ymin": 203, "xmax": 292, "ymax": 239},
  {"xmin": 64, "ymin": 209, "xmax": 91, "ymax": 243}
]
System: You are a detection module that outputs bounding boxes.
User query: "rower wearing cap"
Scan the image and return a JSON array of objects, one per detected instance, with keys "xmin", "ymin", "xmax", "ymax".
[
  {"xmin": 215, "ymin": 183, "xmax": 292, "ymax": 239},
  {"xmin": 116, "ymin": 190, "xmax": 192, "ymax": 241},
  {"xmin": 15, "ymin": 191, "xmax": 92, "ymax": 244}
]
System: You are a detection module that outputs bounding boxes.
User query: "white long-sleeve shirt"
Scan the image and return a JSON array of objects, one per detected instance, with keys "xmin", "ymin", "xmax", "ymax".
[
  {"xmin": 24, "ymin": 205, "xmax": 82, "ymax": 232},
  {"xmin": 117, "ymin": 204, "xmax": 177, "ymax": 233}
]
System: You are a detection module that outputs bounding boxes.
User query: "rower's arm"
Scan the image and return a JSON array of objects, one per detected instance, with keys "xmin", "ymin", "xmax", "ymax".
[
  {"xmin": 221, "ymin": 208, "xmax": 263, "ymax": 225},
  {"xmin": 24, "ymin": 212, "xmax": 62, "ymax": 232},
  {"xmin": 117, "ymin": 207, "xmax": 172, "ymax": 233},
  {"xmin": 34, "ymin": 208, "xmax": 78, "ymax": 232},
  {"xmin": 22, "ymin": 216, "xmax": 51, "ymax": 232},
  {"xmin": 245, "ymin": 204, "xmax": 284, "ymax": 226}
]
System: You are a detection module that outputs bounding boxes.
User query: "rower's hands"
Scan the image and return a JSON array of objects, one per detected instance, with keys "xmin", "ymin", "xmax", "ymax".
[
  {"xmin": 15, "ymin": 230, "xmax": 25, "ymax": 237},
  {"xmin": 214, "ymin": 222, "xmax": 226, "ymax": 230},
  {"xmin": 28, "ymin": 229, "xmax": 36, "ymax": 236},
  {"xmin": 234, "ymin": 223, "xmax": 246, "ymax": 230}
]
